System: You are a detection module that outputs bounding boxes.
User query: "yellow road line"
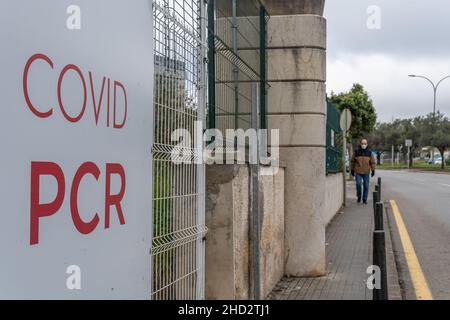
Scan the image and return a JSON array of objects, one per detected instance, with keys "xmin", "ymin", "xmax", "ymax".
[{"xmin": 390, "ymin": 200, "xmax": 433, "ymax": 300}]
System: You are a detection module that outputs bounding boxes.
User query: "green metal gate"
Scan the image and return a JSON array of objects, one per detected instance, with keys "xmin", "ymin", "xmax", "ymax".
[{"xmin": 326, "ymin": 100, "xmax": 342, "ymax": 174}]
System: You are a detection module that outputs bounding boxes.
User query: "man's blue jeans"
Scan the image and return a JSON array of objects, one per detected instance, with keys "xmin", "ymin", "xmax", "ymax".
[{"xmin": 355, "ymin": 173, "xmax": 370, "ymax": 202}]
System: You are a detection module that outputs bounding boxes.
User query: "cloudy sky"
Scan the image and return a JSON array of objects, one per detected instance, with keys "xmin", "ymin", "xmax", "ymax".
[{"xmin": 324, "ymin": 0, "xmax": 450, "ymax": 122}]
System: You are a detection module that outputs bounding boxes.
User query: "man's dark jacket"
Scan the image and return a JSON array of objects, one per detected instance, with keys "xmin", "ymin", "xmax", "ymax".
[{"xmin": 350, "ymin": 147, "xmax": 376, "ymax": 175}]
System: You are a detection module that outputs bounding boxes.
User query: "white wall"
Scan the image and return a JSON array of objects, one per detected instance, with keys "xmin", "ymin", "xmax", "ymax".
[{"xmin": 324, "ymin": 173, "xmax": 344, "ymax": 226}]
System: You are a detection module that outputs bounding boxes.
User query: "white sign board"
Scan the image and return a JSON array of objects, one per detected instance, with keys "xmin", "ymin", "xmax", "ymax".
[
  {"xmin": 330, "ymin": 129, "xmax": 335, "ymax": 147},
  {"xmin": 405, "ymin": 139, "xmax": 413, "ymax": 147},
  {"xmin": 0, "ymin": 0, "xmax": 153, "ymax": 299},
  {"xmin": 340, "ymin": 109, "xmax": 352, "ymax": 132}
]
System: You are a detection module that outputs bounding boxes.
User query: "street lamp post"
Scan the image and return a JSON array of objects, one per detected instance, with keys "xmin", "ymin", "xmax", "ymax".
[{"xmin": 408, "ymin": 74, "xmax": 450, "ymax": 163}]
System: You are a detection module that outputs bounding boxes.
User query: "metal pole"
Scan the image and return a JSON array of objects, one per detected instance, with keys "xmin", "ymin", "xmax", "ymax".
[
  {"xmin": 195, "ymin": 0, "xmax": 207, "ymax": 300},
  {"xmin": 407, "ymin": 146, "xmax": 411, "ymax": 168},
  {"xmin": 342, "ymin": 114, "xmax": 347, "ymax": 207},
  {"xmin": 391, "ymin": 145, "xmax": 394, "ymax": 168},
  {"xmin": 232, "ymin": 0, "xmax": 239, "ymax": 131},
  {"xmin": 432, "ymin": 87, "xmax": 436, "ymax": 164},
  {"xmin": 259, "ymin": 6, "xmax": 267, "ymax": 130},
  {"xmin": 250, "ymin": 83, "xmax": 261, "ymax": 300},
  {"xmin": 207, "ymin": 0, "xmax": 216, "ymax": 129},
  {"xmin": 433, "ymin": 86, "xmax": 437, "ymax": 116},
  {"xmin": 373, "ymin": 230, "xmax": 388, "ymax": 300}
]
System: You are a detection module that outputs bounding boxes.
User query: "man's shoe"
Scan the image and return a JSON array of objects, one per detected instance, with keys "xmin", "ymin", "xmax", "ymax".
[
  {"xmin": 363, "ymin": 201, "xmax": 368, "ymax": 205},
  {"xmin": 357, "ymin": 198, "xmax": 361, "ymax": 203}
]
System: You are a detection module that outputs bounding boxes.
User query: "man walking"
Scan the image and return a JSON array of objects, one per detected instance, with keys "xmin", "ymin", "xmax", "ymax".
[{"xmin": 350, "ymin": 138, "xmax": 376, "ymax": 204}]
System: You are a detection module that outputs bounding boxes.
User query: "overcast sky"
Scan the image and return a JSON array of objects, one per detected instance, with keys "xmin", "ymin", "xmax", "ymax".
[{"xmin": 324, "ymin": 0, "xmax": 450, "ymax": 122}]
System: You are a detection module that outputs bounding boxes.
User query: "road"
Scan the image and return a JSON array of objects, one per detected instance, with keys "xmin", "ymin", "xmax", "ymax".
[{"xmin": 378, "ymin": 170, "xmax": 450, "ymax": 299}]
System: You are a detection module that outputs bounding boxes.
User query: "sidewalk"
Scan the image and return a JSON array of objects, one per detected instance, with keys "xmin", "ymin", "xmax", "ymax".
[{"xmin": 267, "ymin": 182, "xmax": 402, "ymax": 300}]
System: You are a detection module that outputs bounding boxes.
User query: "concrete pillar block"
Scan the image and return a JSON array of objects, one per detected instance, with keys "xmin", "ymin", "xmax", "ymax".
[
  {"xmin": 267, "ymin": 114, "xmax": 326, "ymax": 146},
  {"xmin": 220, "ymin": 0, "xmax": 325, "ymax": 17},
  {"xmin": 267, "ymin": 81, "xmax": 326, "ymax": 114},
  {"xmin": 261, "ymin": 0, "xmax": 325, "ymax": 16},
  {"xmin": 263, "ymin": 5, "xmax": 328, "ymax": 277},
  {"xmin": 267, "ymin": 48, "xmax": 326, "ymax": 81},
  {"xmin": 281, "ymin": 147, "xmax": 326, "ymax": 276},
  {"xmin": 268, "ymin": 15, "xmax": 326, "ymax": 49}
]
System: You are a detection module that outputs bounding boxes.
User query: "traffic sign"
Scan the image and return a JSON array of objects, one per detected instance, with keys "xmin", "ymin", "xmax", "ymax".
[{"xmin": 340, "ymin": 109, "xmax": 352, "ymax": 132}]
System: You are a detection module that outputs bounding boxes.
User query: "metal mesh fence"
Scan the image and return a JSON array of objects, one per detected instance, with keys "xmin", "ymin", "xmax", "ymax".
[
  {"xmin": 208, "ymin": 0, "xmax": 268, "ymax": 138},
  {"xmin": 206, "ymin": 0, "xmax": 269, "ymax": 300},
  {"xmin": 152, "ymin": 0, "xmax": 207, "ymax": 300}
]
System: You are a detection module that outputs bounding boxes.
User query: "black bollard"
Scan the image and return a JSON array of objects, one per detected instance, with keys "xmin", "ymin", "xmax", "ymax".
[
  {"xmin": 374, "ymin": 202, "xmax": 383, "ymax": 231},
  {"xmin": 373, "ymin": 191, "xmax": 379, "ymax": 213},
  {"xmin": 373, "ymin": 230, "xmax": 388, "ymax": 300},
  {"xmin": 377, "ymin": 177, "xmax": 382, "ymax": 200}
]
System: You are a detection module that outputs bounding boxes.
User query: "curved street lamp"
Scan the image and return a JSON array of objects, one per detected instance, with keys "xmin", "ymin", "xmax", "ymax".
[
  {"xmin": 408, "ymin": 74, "xmax": 450, "ymax": 116},
  {"xmin": 408, "ymin": 74, "xmax": 450, "ymax": 163}
]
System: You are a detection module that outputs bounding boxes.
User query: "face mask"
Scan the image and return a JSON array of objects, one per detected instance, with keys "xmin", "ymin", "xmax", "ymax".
[{"xmin": 361, "ymin": 144, "xmax": 367, "ymax": 150}]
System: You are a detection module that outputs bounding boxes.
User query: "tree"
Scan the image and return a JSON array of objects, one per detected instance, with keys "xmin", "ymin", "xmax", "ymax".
[
  {"xmin": 393, "ymin": 118, "xmax": 420, "ymax": 165},
  {"xmin": 417, "ymin": 112, "xmax": 450, "ymax": 169},
  {"xmin": 330, "ymin": 83, "xmax": 377, "ymax": 157},
  {"xmin": 368, "ymin": 121, "xmax": 399, "ymax": 164}
]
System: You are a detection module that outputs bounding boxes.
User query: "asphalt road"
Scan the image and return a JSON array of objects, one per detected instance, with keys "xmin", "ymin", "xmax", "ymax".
[{"xmin": 378, "ymin": 170, "xmax": 450, "ymax": 299}]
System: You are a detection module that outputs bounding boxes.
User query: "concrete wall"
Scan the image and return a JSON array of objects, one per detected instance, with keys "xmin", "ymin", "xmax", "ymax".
[
  {"xmin": 205, "ymin": 164, "xmax": 285, "ymax": 299},
  {"xmin": 324, "ymin": 173, "xmax": 344, "ymax": 226},
  {"xmin": 259, "ymin": 166, "xmax": 285, "ymax": 297},
  {"xmin": 205, "ymin": 165, "xmax": 249, "ymax": 299}
]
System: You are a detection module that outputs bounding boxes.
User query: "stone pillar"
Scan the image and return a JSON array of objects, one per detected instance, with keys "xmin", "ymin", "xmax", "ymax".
[{"xmin": 265, "ymin": 0, "xmax": 327, "ymax": 276}]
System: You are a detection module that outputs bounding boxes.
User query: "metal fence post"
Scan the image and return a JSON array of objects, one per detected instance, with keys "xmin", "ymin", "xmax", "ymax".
[
  {"xmin": 250, "ymin": 83, "xmax": 261, "ymax": 300},
  {"xmin": 232, "ymin": 0, "xmax": 239, "ymax": 131},
  {"xmin": 259, "ymin": 6, "xmax": 267, "ymax": 130},
  {"xmin": 207, "ymin": 0, "xmax": 215, "ymax": 129},
  {"xmin": 195, "ymin": 0, "xmax": 208, "ymax": 300}
]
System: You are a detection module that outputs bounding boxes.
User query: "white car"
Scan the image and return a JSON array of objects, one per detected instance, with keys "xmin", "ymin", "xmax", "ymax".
[{"xmin": 428, "ymin": 157, "xmax": 442, "ymax": 165}]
